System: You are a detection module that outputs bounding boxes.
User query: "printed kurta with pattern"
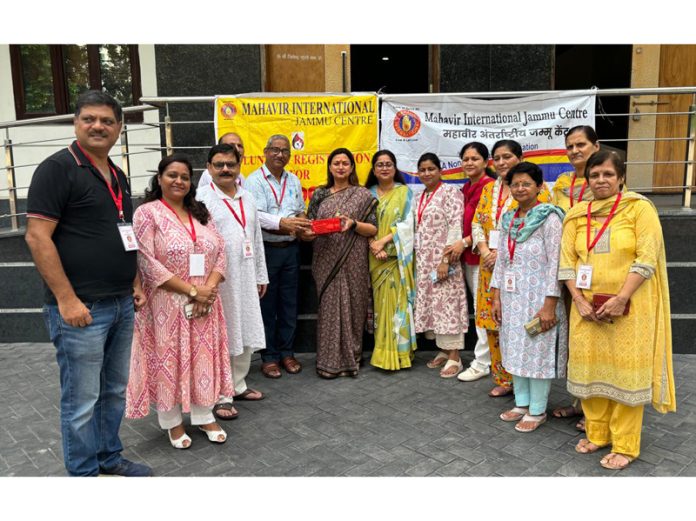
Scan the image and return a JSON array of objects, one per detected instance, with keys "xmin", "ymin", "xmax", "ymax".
[
  {"xmin": 126, "ymin": 200, "xmax": 234, "ymax": 418},
  {"xmin": 368, "ymin": 184, "xmax": 417, "ymax": 370},
  {"xmin": 413, "ymin": 184, "xmax": 468, "ymax": 335},
  {"xmin": 196, "ymin": 184, "xmax": 268, "ymax": 356},
  {"xmin": 491, "ymin": 212, "xmax": 568, "ymax": 379},
  {"xmin": 559, "ymin": 194, "xmax": 675, "ymax": 411}
]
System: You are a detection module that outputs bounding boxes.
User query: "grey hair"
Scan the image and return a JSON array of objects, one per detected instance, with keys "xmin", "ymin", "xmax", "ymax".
[{"xmin": 265, "ymin": 134, "xmax": 290, "ymax": 148}]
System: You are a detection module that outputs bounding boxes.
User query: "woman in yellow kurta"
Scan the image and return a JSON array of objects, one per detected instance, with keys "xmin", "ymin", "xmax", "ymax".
[
  {"xmin": 467, "ymin": 140, "xmax": 550, "ymax": 396},
  {"xmin": 559, "ymin": 149, "xmax": 675, "ymax": 470},
  {"xmin": 552, "ymin": 125, "xmax": 600, "ymax": 212}
]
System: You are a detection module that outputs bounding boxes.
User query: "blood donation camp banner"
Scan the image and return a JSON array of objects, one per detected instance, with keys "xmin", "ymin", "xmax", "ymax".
[
  {"xmin": 380, "ymin": 90, "xmax": 596, "ymax": 190},
  {"xmin": 215, "ymin": 93, "xmax": 378, "ymax": 202}
]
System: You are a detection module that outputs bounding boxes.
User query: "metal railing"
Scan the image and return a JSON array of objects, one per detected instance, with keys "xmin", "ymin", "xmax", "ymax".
[{"xmin": 2, "ymin": 87, "xmax": 696, "ymax": 232}]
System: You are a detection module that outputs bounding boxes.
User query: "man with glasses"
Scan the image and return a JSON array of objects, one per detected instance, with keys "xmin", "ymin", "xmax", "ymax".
[
  {"xmin": 198, "ymin": 132, "xmax": 246, "ymax": 188},
  {"xmin": 245, "ymin": 135, "xmax": 311, "ymax": 378}
]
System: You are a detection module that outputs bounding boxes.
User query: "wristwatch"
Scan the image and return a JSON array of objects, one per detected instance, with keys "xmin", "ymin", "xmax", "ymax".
[
  {"xmin": 442, "ymin": 257, "xmax": 449, "ymax": 264},
  {"xmin": 350, "ymin": 219, "xmax": 358, "ymax": 230},
  {"xmin": 188, "ymin": 285, "xmax": 198, "ymax": 298}
]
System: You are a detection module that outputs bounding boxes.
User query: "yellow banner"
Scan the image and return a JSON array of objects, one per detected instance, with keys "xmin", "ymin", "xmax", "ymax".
[{"xmin": 215, "ymin": 94, "xmax": 378, "ymax": 202}]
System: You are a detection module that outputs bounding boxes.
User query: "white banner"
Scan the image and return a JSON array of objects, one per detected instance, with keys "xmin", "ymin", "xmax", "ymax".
[{"xmin": 380, "ymin": 90, "xmax": 596, "ymax": 186}]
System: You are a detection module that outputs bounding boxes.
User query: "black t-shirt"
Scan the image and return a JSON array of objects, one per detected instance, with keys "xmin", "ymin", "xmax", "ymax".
[{"xmin": 26, "ymin": 141, "xmax": 137, "ymax": 304}]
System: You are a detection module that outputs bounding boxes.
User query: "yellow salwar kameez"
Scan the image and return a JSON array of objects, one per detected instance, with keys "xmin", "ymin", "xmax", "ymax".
[
  {"xmin": 552, "ymin": 172, "xmax": 593, "ymax": 212},
  {"xmin": 471, "ymin": 178, "xmax": 551, "ymax": 386},
  {"xmin": 559, "ymin": 192, "xmax": 676, "ymax": 458},
  {"xmin": 369, "ymin": 184, "xmax": 417, "ymax": 370}
]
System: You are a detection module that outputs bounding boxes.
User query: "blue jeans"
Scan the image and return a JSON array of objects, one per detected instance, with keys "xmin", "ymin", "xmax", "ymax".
[
  {"xmin": 44, "ymin": 295, "xmax": 134, "ymax": 476},
  {"xmin": 260, "ymin": 242, "xmax": 300, "ymax": 362}
]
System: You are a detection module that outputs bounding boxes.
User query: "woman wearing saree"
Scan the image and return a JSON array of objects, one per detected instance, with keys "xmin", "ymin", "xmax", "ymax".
[
  {"xmin": 306, "ymin": 148, "xmax": 378, "ymax": 378},
  {"xmin": 559, "ymin": 149, "xmax": 675, "ymax": 469},
  {"xmin": 365, "ymin": 150, "xmax": 417, "ymax": 370}
]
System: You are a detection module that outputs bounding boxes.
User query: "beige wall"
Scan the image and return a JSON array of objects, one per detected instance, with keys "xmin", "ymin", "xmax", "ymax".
[
  {"xmin": 324, "ymin": 45, "xmax": 350, "ymax": 93},
  {"xmin": 626, "ymin": 45, "xmax": 661, "ymax": 190}
]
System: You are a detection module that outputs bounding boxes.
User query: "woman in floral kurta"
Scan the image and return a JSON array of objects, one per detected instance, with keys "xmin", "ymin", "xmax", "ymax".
[
  {"xmin": 490, "ymin": 162, "xmax": 567, "ymax": 433},
  {"xmin": 414, "ymin": 153, "xmax": 468, "ymax": 378},
  {"xmin": 126, "ymin": 155, "xmax": 233, "ymax": 448}
]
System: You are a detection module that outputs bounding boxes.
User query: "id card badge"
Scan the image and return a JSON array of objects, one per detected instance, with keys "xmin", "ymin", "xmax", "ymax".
[
  {"xmin": 189, "ymin": 254, "xmax": 205, "ymax": 277},
  {"xmin": 117, "ymin": 223, "xmax": 139, "ymax": 251},
  {"xmin": 504, "ymin": 270, "xmax": 517, "ymax": 292},
  {"xmin": 488, "ymin": 230, "xmax": 500, "ymax": 250},
  {"xmin": 243, "ymin": 238, "xmax": 254, "ymax": 259},
  {"xmin": 576, "ymin": 264, "xmax": 593, "ymax": 289}
]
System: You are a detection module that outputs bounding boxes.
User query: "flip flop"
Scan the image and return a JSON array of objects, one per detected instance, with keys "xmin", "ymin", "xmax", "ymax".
[
  {"xmin": 488, "ymin": 385, "xmax": 514, "ymax": 397},
  {"xmin": 426, "ymin": 352, "xmax": 449, "ymax": 369},
  {"xmin": 499, "ymin": 407, "xmax": 529, "ymax": 422},
  {"xmin": 600, "ymin": 453, "xmax": 634, "ymax": 470},
  {"xmin": 575, "ymin": 438, "xmax": 608, "ymax": 454},
  {"xmin": 213, "ymin": 402, "xmax": 239, "ymax": 421},
  {"xmin": 440, "ymin": 359, "xmax": 462, "ymax": 378},
  {"xmin": 236, "ymin": 388, "xmax": 265, "ymax": 401},
  {"xmin": 514, "ymin": 413, "xmax": 547, "ymax": 433},
  {"xmin": 552, "ymin": 404, "xmax": 582, "ymax": 418}
]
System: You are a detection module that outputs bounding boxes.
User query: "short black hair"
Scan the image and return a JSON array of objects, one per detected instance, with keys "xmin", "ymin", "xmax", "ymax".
[
  {"xmin": 584, "ymin": 149, "xmax": 625, "ymax": 181},
  {"xmin": 207, "ymin": 143, "xmax": 240, "ymax": 164},
  {"xmin": 74, "ymin": 90, "xmax": 122, "ymax": 122},
  {"xmin": 506, "ymin": 161, "xmax": 544, "ymax": 186}
]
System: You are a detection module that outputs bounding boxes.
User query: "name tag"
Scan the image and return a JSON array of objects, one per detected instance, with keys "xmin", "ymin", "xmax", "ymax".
[
  {"xmin": 189, "ymin": 254, "xmax": 205, "ymax": 277},
  {"xmin": 243, "ymin": 238, "xmax": 254, "ymax": 259},
  {"xmin": 504, "ymin": 270, "xmax": 516, "ymax": 292},
  {"xmin": 488, "ymin": 230, "xmax": 500, "ymax": 250},
  {"xmin": 117, "ymin": 223, "xmax": 139, "ymax": 251},
  {"xmin": 576, "ymin": 264, "xmax": 593, "ymax": 289}
]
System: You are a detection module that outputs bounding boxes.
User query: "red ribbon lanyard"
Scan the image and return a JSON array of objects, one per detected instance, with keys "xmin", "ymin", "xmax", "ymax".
[
  {"xmin": 223, "ymin": 198, "xmax": 246, "ymax": 230},
  {"xmin": 417, "ymin": 182, "xmax": 442, "ymax": 225},
  {"xmin": 569, "ymin": 175, "xmax": 587, "ymax": 208},
  {"xmin": 75, "ymin": 141, "xmax": 124, "ymax": 220},
  {"xmin": 261, "ymin": 166, "xmax": 287, "ymax": 207},
  {"xmin": 160, "ymin": 199, "xmax": 197, "ymax": 243},
  {"xmin": 495, "ymin": 189, "xmax": 508, "ymax": 222},
  {"xmin": 586, "ymin": 193, "xmax": 621, "ymax": 253},
  {"xmin": 507, "ymin": 210, "xmax": 525, "ymax": 263}
]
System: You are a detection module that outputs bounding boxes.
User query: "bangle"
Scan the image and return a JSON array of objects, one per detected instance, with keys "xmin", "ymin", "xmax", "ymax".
[
  {"xmin": 350, "ymin": 219, "xmax": 358, "ymax": 230},
  {"xmin": 572, "ymin": 294, "xmax": 583, "ymax": 302}
]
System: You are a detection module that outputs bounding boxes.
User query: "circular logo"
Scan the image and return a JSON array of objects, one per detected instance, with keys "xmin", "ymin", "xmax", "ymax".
[
  {"xmin": 393, "ymin": 110, "xmax": 421, "ymax": 138},
  {"xmin": 220, "ymin": 102, "xmax": 237, "ymax": 120}
]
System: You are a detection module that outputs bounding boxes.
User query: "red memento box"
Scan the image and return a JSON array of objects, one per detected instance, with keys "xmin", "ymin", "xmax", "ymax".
[{"xmin": 311, "ymin": 217, "xmax": 342, "ymax": 235}]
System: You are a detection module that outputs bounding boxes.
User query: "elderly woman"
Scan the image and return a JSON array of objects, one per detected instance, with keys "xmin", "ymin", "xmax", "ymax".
[
  {"xmin": 559, "ymin": 149, "xmax": 675, "ymax": 469},
  {"xmin": 552, "ymin": 125, "xmax": 600, "ymax": 211},
  {"xmin": 126, "ymin": 154, "xmax": 233, "ymax": 449},
  {"xmin": 490, "ymin": 162, "xmax": 567, "ymax": 432},
  {"xmin": 414, "ymin": 153, "xmax": 468, "ymax": 378},
  {"xmin": 306, "ymin": 148, "xmax": 378, "ymax": 378},
  {"xmin": 365, "ymin": 150, "xmax": 417, "ymax": 370}
]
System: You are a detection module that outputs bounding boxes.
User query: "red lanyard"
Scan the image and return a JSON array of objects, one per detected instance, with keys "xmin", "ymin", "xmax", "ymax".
[
  {"xmin": 211, "ymin": 182, "xmax": 246, "ymax": 231},
  {"xmin": 417, "ymin": 182, "xmax": 442, "ymax": 225},
  {"xmin": 586, "ymin": 193, "xmax": 621, "ymax": 253},
  {"xmin": 160, "ymin": 199, "xmax": 197, "ymax": 243},
  {"xmin": 507, "ymin": 202, "xmax": 539, "ymax": 263},
  {"xmin": 76, "ymin": 141, "xmax": 124, "ymax": 220},
  {"xmin": 261, "ymin": 166, "xmax": 287, "ymax": 207},
  {"xmin": 495, "ymin": 188, "xmax": 508, "ymax": 222},
  {"xmin": 569, "ymin": 175, "xmax": 587, "ymax": 208}
]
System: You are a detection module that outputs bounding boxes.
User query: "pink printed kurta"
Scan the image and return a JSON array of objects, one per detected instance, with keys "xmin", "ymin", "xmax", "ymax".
[
  {"xmin": 126, "ymin": 200, "xmax": 234, "ymax": 418},
  {"xmin": 413, "ymin": 184, "xmax": 468, "ymax": 334}
]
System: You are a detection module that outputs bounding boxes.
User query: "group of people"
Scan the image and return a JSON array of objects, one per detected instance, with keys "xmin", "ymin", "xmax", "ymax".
[{"xmin": 26, "ymin": 90, "xmax": 675, "ymax": 476}]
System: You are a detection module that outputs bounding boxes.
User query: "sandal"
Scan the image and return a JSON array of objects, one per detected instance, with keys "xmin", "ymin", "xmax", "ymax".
[
  {"xmin": 552, "ymin": 404, "xmax": 582, "ymax": 418},
  {"xmin": 575, "ymin": 438, "xmax": 608, "ymax": 454},
  {"xmin": 167, "ymin": 426, "xmax": 191, "ymax": 449},
  {"xmin": 600, "ymin": 453, "xmax": 634, "ymax": 470},
  {"xmin": 281, "ymin": 356, "xmax": 302, "ymax": 374},
  {"xmin": 439, "ymin": 359, "xmax": 462, "ymax": 378},
  {"xmin": 261, "ymin": 361, "xmax": 282, "ymax": 378},
  {"xmin": 198, "ymin": 424, "xmax": 227, "ymax": 444},
  {"xmin": 235, "ymin": 388, "xmax": 265, "ymax": 401},
  {"xmin": 514, "ymin": 413, "xmax": 547, "ymax": 433},
  {"xmin": 488, "ymin": 385, "xmax": 514, "ymax": 397},
  {"xmin": 426, "ymin": 352, "xmax": 449, "ymax": 369},
  {"xmin": 500, "ymin": 407, "xmax": 528, "ymax": 422},
  {"xmin": 213, "ymin": 402, "xmax": 239, "ymax": 421}
]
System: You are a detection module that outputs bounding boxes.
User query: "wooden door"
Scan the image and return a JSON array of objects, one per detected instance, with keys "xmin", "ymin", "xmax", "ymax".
[
  {"xmin": 264, "ymin": 45, "xmax": 326, "ymax": 92},
  {"xmin": 654, "ymin": 45, "xmax": 696, "ymax": 191}
]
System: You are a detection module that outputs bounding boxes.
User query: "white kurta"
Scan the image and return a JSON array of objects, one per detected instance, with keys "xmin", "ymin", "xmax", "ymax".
[{"xmin": 197, "ymin": 183, "xmax": 268, "ymax": 355}]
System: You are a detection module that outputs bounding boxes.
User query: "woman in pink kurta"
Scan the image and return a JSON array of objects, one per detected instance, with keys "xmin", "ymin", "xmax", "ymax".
[{"xmin": 126, "ymin": 154, "xmax": 233, "ymax": 449}]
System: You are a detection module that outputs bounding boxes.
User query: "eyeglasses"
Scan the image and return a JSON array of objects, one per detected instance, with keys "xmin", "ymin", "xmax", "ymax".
[
  {"xmin": 266, "ymin": 147, "xmax": 291, "ymax": 156},
  {"xmin": 375, "ymin": 162, "xmax": 394, "ymax": 169},
  {"xmin": 510, "ymin": 182, "xmax": 535, "ymax": 189},
  {"xmin": 211, "ymin": 161, "xmax": 239, "ymax": 170}
]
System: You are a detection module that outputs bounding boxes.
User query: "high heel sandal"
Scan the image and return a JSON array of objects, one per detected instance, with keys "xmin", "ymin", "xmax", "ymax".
[{"xmin": 198, "ymin": 424, "xmax": 227, "ymax": 444}]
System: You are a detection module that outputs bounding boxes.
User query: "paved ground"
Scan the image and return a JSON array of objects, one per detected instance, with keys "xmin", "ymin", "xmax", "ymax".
[{"xmin": 1, "ymin": 342, "xmax": 695, "ymax": 477}]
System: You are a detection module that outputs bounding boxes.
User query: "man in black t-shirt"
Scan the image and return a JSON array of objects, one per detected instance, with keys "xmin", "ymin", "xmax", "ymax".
[{"xmin": 25, "ymin": 90, "xmax": 152, "ymax": 477}]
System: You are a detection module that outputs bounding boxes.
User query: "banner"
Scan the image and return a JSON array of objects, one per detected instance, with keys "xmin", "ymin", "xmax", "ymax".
[
  {"xmin": 215, "ymin": 93, "xmax": 378, "ymax": 202},
  {"xmin": 380, "ymin": 91, "xmax": 596, "ymax": 188}
]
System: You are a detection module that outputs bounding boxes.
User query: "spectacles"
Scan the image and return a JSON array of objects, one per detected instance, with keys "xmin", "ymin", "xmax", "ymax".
[
  {"xmin": 510, "ymin": 182, "xmax": 535, "ymax": 189},
  {"xmin": 375, "ymin": 162, "xmax": 394, "ymax": 169},
  {"xmin": 266, "ymin": 147, "xmax": 291, "ymax": 156},
  {"xmin": 211, "ymin": 161, "xmax": 238, "ymax": 170}
]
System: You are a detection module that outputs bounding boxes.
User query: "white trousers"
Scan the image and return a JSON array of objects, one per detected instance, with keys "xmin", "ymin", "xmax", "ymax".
[
  {"xmin": 157, "ymin": 404, "xmax": 214, "ymax": 429},
  {"xmin": 464, "ymin": 263, "xmax": 491, "ymax": 371},
  {"xmin": 424, "ymin": 331, "xmax": 463, "ymax": 351},
  {"xmin": 218, "ymin": 346, "xmax": 252, "ymax": 405}
]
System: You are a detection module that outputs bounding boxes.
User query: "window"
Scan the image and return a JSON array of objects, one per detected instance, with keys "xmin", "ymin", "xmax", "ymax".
[{"xmin": 10, "ymin": 44, "xmax": 142, "ymax": 121}]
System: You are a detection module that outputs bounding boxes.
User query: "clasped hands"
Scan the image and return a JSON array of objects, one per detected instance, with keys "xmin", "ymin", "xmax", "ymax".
[{"xmin": 190, "ymin": 284, "xmax": 218, "ymax": 318}]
